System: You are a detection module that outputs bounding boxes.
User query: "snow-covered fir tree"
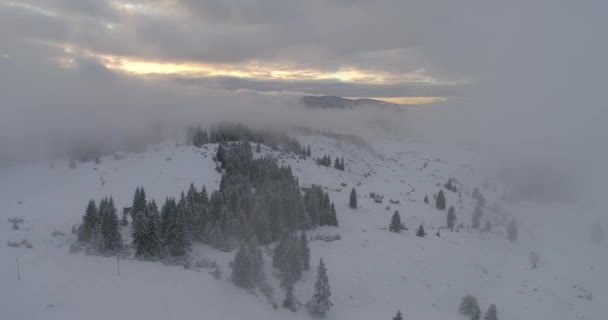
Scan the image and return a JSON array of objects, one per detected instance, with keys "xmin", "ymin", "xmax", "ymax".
[
  {"xmin": 393, "ymin": 310, "xmax": 403, "ymax": 320},
  {"xmin": 389, "ymin": 210, "xmax": 402, "ymax": 233},
  {"xmin": 349, "ymin": 188, "xmax": 357, "ymax": 209},
  {"xmin": 416, "ymin": 224, "xmax": 426, "ymax": 237},
  {"xmin": 484, "ymin": 304, "xmax": 497, "ymax": 320},
  {"xmin": 100, "ymin": 197, "xmax": 122, "ymax": 252},
  {"xmin": 459, "ymin": 294, "xmax": 481, "ymax": 320},
  {"xmin": 78, "ymin": 199, "xmax": 98, "ymax": 243},
  {"xmin": 472, "ymin": 201, "xmax": 483, "ymax": 229},
  {"xmin": 447, "ymin": 206, "xmax": 456, "ymax": 231},
  {"xmin": 231, "ymin": 244, "xmax": 255, "ymax": 288},
  {"xmin": 300, "ymin": 231, "xmax": 311, "ymax": 271},
  {"xmin": 306, "ymin": 258, "xmax": 333, "ymax": 318},
  {"xmin": 436, "ymin": 190, "xmax": 446, "ymax": 210}
]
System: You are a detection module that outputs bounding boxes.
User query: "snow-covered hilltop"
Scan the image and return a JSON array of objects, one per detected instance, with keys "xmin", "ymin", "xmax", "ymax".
[{"xmin": 1, "ymin": 129, "xmax": 605, "ymax": 320}]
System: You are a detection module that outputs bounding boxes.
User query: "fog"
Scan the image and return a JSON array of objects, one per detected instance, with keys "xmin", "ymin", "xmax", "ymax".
[{"xmin": 1, "ymin": 0, "xmax": 606, "ymax": 212}]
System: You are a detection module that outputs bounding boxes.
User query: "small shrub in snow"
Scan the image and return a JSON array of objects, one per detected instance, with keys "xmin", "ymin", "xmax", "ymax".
[
  {"xmin": 7, "ymin": 240, "xmax": 20, "ymax": 248},
  {"xmin": 314, "ymin": 234, "xmax": 341, "ymax": 242},
  {"xmin": 210, "ymin": 266, "xmax": 222, "ymax": 279},
  {"xmin": 8, "ymin": 217, "xmax": 24, "ymax": 230},
  {"xmin": 529, "ymin": 251, "xmax": 540, "ymax": 269},
  {"xmin": 20, "ymin": 239, "xmax": 33, "ymax": 248},
  {"xmin": 51, "ymin": 230, "xmax": 65, "ymax": 237}
]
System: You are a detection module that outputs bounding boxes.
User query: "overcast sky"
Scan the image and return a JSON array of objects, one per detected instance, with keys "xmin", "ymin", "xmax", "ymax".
[{"xmin": 1, "ymin": 0, "xmax": 607, "ymax": 191}]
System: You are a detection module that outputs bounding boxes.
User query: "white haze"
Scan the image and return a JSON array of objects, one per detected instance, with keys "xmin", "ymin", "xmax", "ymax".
[{"xmin": 1, "ymin": 0, "xmax": 606, "ymax": 214}]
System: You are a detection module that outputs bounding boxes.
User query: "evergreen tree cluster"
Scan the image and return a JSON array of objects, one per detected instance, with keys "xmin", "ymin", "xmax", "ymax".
[
  {"xmin": 128, "ymin": 187, "xmax": 193, "ymax": 260},
  {"xmin": 304, "ymin": 185, "xmax": 339, "ymax": 227},
  {"xmin": 334, "ymin": 157, "xmax": 345, "ymax": 171},
  {"xmin": 231, "ymin": 241, "xmax": 266, "ymax": 289},
  {"xmin": 459, "ymin": 295, "xmax": 498, "ymax": 320},
  {"xmin": 77, "ymin": 197, "xmax": 123, "ymax": 254},
  {"xmin": 316, "ymin": 154, "xmax": 332, "ymax": 167},
  {"xmin": 187, "ymin": 123, "xmax": 305, "ymax": 156},
  {"xmin": 135, "ymin": 142, "xmax": 337, "ymax": 253},
  {"xmin": 315, "ymin": 154, "xmax": 344, "ymax": 170},
  {"xmin": 186, "ymin": 124, "xmax": 209, "ymax": 147}
]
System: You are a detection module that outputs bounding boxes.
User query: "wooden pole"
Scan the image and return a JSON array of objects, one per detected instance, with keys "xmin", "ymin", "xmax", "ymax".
[{"xmin": 16, "ymin": 257, "xmax": 20, "ymax": 280}]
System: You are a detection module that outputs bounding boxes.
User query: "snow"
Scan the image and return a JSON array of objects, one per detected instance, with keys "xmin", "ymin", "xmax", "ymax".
[{"xmin": 1, "ymin": 135, "xmax": 606, "ymax": 320}]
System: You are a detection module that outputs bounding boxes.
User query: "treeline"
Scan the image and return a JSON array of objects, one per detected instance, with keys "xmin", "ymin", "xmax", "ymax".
[
  {"xmin": 187, "ymin": 123, "xmax": 309, "ymax": 158},
  {"xmin": 76, "ymin": 141, "xmax": 338, "ymax": 260}
]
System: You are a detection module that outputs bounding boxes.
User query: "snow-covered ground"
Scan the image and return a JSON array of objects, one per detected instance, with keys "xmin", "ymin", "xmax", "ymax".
[{"xmin": 1, "ymin": 134, "xmax": 605, "ymax": 320}]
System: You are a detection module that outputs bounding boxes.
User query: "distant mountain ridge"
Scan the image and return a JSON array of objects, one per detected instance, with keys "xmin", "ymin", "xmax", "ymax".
[{"xmin": 300, "ymin": 95, "xmax": 401, "ymax": 109}]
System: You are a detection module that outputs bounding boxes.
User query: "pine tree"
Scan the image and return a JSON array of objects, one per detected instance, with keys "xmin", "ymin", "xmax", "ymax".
[
  {"xmin": 144, "ymin": 216, "xmax": 162, "ymax": 258},
  {"xmin": 231, "ymin": 245, "xmax": 254, "ymax": 288},
  {"xmin": 393, "ymin": 310, "xmax": 403, "ymax": 320},
  {"xmin": 349, "ymin": 188, "xmax": 357, "ymax": 209},
  {"xmin": 389, "ymin": 211, "xmax": 402, "ymax": 233},
  {"xmin": 507, "ymin": 219, "xmax": 517, "ymax": 242},
  {"xmin": 436, "ymin": 190, "xmax": 446, "ymax": 210},
  {"xmin": 484, "ymin": 304, "xmax": 497, "ymax": 320},
  {"xmin": 424, "ymin": 195, "xmax": 429, "ymax": 204},
  {"xmin": 307, "ymin": 145, "xmax": 312, "ymax": 157},
  {"xmin": 300, "ymin": 231, "xmax": 311, "ymax": 271},
  {"xmin": 79, "ymin": 200, "xmax": 98, "ymax": 243},
  {"xmin": 306, "ymin": 258, "xmax": 333, "ymax": 318},
  {"xmin": 483, "ymin": 220, "xmax": 492, "ymax": 233},
  {"xmin": 459, "ymin": 294, "xmax": 481, "ymax": 319},
  {"xmin": 447, "ymin": 206, "xmax": 456, "ymax": 231},
  {"xmin": 334, "ymin": 157, "xmax": 340, "ymax": 169},
  {"xmin": 280, "ymin": 273, "xmax": 297, "ymax": 311},
  {"xmin": 416, "ymin": 224, "xmax": 426, "ymax": 237},
  {"xmin": 472, "ymin": 201, "xmax": 483, "ymax": 229},
  {"xmin": 100, "ymin": 197, "xmax": 122, "ymax": 252}
]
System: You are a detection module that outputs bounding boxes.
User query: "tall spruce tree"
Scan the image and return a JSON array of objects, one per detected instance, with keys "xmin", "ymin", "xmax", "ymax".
[
  {"xmin": 389, "ymin": 211, "xmax": 402, "ymax": 233},
  {"xmin": 79, "ymin": 199, "xmax": 98, "ymax": 243},
  {"xmin": 436, "ymin": 190, "xmax": 446, "ymax": 210},
  {"xmin": 280, "ymin": 273, "xmax": 297, "ymax": 311},
  {"xmin": 306, "ymin": 258, "xmax": 333, "ymax": 318},
  {"xmin": 231, "ymin": 245, "xmax": 254, "ymax": 288},
  {"xmin": 349, "ymin": 188, "xmax": 357, "ymax": 209},
  {"xmin": 100, "ymin": 197, "xmax": 122, "ymax": 252},
  {"xmin": 484, "ymin": 304, "xmax": 497, "ymax": 320},
  {"xmin": 447, "ymin": 206, "xmax": 457, "ymax": 231},
  {"xmin": 393, "ymin": 310, "xmax": 403, "ymax": 320},
  {"xmin": 472, "ymin": 201, "xmax": 483, "ymax": 229},
  {"xmin": 424, "ymin": 195, "xmax": 429, "ymax": 204},
  {"xmin": 300, "ymin": 231, "xmax": 311, "ymax": 271},
  {"xmin": 459, "ymin": 294, "xmax": 481, "ymax": 320}
]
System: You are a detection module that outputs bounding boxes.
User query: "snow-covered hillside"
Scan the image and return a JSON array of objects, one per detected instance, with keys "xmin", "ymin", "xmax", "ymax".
[{"xmin": 1, "ymin": 134, "xmax": 605, "ymax": 320}]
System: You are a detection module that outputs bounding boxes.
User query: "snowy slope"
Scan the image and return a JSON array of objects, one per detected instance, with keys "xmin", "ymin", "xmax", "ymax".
[{"xmin": 1, "ymin": 135, "xmax": 606, "ymax": 320}]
